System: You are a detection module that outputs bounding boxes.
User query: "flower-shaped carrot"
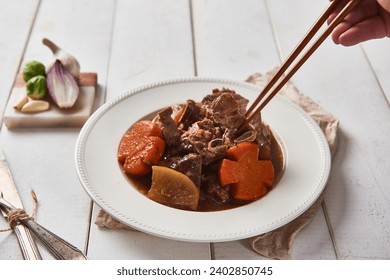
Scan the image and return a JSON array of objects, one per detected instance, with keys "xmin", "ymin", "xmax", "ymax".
[
  {"xmin": 218, "ymin": 142, "xmax": 274, "ymax": 201},
  {"xmin": 118, "ymin": 120, "xmax": 165, "ymax": 176}
]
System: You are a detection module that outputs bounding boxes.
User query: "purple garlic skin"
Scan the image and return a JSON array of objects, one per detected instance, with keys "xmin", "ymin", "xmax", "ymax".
[{"xmin": 47, "ymin": 60, "xmax": 79, "ymax": 109}]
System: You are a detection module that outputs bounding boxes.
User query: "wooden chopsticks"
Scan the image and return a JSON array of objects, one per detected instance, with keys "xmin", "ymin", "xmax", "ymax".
[{"xmin": 245, "ymin": 0, "xmax": 361, "ymax": 123}]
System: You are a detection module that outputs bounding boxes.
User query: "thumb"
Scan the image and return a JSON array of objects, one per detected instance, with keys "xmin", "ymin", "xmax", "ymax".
[{"xmin": 378, "ymin": 0, "xmax": 390, "ymax": 12}]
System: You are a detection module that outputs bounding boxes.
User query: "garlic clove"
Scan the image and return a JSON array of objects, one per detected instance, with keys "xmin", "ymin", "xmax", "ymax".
[
  {"xmin": 47, "ymin": 60, "xmax": 80, "ymax": 109},
  {"xmin": 13, "ymin": 94, "xmax": 29, "ymax": 110},
  {"xmin": 42, "ymin": 38, "xmax": 80, "ymax": 78},
  {"xmin": 20, "ymin": 100, "xmax": 50, "ymax": 113}
]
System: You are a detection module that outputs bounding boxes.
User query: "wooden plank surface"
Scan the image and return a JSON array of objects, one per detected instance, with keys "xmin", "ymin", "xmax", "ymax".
[
  {"xmin": 0, "ymin": 0, "xmax": 40, "ymax": 126},
  {"xmin": 0, "ymin": 0, "xmax": 40, "ymax": 260},
  {"xmin": 0, "ymin": 0, "xmax": 389, "ymax": 260},
  {"xmin": 0, "ymin": 0, "xmax": 115, "ymax": 259},
  {"xmin": 193, "ymin": 0, "xmax": 337, "ymax": 259},
  {"xmin": 268, "ymin": 0, "xmax": 390, "ymax": 259},
  {"xmin": 86, "ymin": 0, "xmax": 211, "ymax": 260},
  {"xmin": 192, "ymin": 0, "xmax": 279, "ymax": 80},
  {"xmin": 104, "ymin": 0, "xmax": 195, "ymax": 100},
  {"xmin": 362, "ymin": 40, "xmax": 390, "ymax": 103}
]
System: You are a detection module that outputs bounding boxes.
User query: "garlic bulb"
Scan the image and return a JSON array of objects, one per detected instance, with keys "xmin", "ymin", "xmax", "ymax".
[
  {"xmin": 47, "ymin": 60, "xmax": 79, "ymax": 109},
  {"xmin": 42, "ymin": 38, "xmax": 80, "ymax": 78}
]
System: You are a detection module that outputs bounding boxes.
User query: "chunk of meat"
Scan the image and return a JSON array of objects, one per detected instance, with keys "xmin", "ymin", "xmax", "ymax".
[
  {"xmin": 207, "ymin": 92, "xmax": 247, "ymax": 132},
  {"xmin": 158, "ymin": 153, "xmax": 202, "ymax": 188},
  {"xmin": 203, "ymin": 176, "xmax": 232, "ymax": 203},
  {"xmin": 181, "ymin": 119, "xmax": 226, "ymax": 165},
  {"xmin": 176, "ymin": 100, "xmax": 204, "ymax": 130},
  {"xmin": 156, "ymin": 106, "xmax": 181, "ymax": 146}
]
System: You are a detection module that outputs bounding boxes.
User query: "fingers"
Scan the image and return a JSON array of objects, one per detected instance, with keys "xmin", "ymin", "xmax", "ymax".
[
  {"xmin": 331, "ymin": 21, "xmax": 351, "ymax": 44},
  {"xmin": 378, "ymin": 5, "xmax": 390, "ymax": 37},
  {"xmin": 328, "ymin": 0, "xmax": 384, "ymax": 45},
  {"xmin": 329, "ymin": 0, "xmax": 378, "ymax": 26},
  {"xmin": 378, "ymin": 0, "xmax": 390, "ymax": 12},
  {"xmin": 337, "ymin": 16, "xmax": 388, "ymax": 46},
  {"xmin": 328, "ymin": 0, "xmax": 351, "ymax": 24},
  {"xmin": 327, "ymin": 0, "xmax": 360, "ymax": 24}
]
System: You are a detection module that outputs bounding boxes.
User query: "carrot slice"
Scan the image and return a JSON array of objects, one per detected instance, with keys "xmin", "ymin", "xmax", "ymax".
[
  {"xmin": 219, "ymin": 142, "xmax": 275, "ymax": 201},
  {"xmin": 123, "ymin": 155, "xmax": 150, "ymax": 176},
  {"xmin": 118, "ymin": 120, "xmax": 163, "ymax": 163},
  {"xmin": 118, "ymin": 120, "xmax": 165, "ymax": 176},
  {"xmin": 232, "ymin": 153, "xmax": 274, "ymax": 201},
  {"xmin": 226, "ymin": 141, "xmax": 259, "ymax": 161},
  {"xmin": 218, "ymin": 159, "xmax": 238, "ymax": 186},
  {"xmin": 142, "ymin": 136, "xmax": 165, "ymax": 165}
]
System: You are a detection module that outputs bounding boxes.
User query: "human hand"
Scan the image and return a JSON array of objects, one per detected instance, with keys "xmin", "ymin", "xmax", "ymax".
[{"xmin": 328, "ymin": 0, "xmax": 390, "ymax": 46}]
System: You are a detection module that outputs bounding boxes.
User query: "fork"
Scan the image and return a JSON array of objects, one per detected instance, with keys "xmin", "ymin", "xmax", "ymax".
[{"xmin": 0, "ymin": 192, "xmax": 88, "ymax": 260}]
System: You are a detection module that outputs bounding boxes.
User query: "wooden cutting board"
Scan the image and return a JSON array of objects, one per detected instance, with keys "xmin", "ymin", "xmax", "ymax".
[{"xmin": 4, "ymin": 72, "xmax": 97, "ymax": 129}]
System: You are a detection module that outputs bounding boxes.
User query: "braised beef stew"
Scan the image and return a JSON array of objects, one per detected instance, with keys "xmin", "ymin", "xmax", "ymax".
[{"xmin": 118, "ymin": 88, "xmax": 284, "ymax": 212}]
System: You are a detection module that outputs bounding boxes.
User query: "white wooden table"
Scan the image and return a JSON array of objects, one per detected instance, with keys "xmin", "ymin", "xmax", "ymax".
[{"xmin": 0, "ymin": 0, "xmax": 389, "ymax": 260}]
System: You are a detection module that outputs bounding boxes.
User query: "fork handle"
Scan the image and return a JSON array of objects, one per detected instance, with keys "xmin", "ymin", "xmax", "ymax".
[
  {"xmin": 14, "ymin": 224, "xmax": 42, "ymax": 260},
  {"xmin": 21, "ymin": 219, "xmax": 88, "ymax": 260}
]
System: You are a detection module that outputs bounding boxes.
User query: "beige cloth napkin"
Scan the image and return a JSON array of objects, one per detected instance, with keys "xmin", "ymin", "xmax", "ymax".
[
  {"xmin": 95, "ymin": 71, "xmax": 339, "ymax": 259},
  {"xmin": 246, "ymin": 72, "xmax": 339, "ymax": 259}
]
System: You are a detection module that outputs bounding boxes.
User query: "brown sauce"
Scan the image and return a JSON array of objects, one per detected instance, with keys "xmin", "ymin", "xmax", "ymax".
[{"xmin": 120, "ymin": 118, "xmax": 285, "ymax": 212}]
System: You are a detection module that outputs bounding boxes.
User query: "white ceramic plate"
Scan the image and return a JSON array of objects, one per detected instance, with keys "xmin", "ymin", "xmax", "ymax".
[{"xmin": 75, "ymin": 78, "xmax": 331, "ymax": 242}]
